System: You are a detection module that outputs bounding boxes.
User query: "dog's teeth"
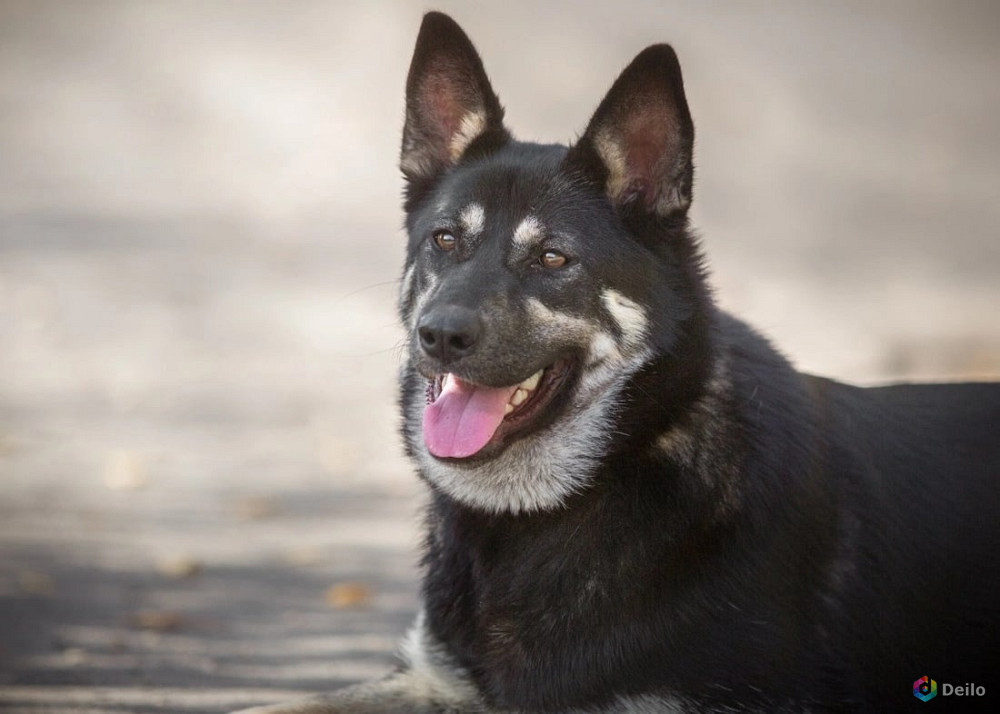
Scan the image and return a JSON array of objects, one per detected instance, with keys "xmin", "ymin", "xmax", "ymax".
[
  {"xmin": 511, "ymin": 389, "xmax": 528, "ymax": 406},
  {"xmin": 521, "ymin": 369, "xmax": 543, "ymax": 392},
  {"xmin": 504, "ymin": 403, "xmax": 514, "ymax": 415}
]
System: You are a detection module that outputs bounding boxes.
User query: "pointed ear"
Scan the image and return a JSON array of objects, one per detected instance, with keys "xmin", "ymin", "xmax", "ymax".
[
  {"xmin": 565, "ymin": 45, "xmax": 694, "ymax": 217},
  {"xmin": 400, "ymin": 12, "xmax": 508, "ymax": 187}
]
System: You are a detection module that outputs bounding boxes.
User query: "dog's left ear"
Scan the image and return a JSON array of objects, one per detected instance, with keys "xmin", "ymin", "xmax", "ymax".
[
  {"xmin": 565, "ymin": 45, "xmax": 694, "ymax": 217},
  {"xmin": 401, "ymin": 12, "xmax": 508, "ymax": 189}
]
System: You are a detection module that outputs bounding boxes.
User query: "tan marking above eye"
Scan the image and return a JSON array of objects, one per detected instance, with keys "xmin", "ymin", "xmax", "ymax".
[
  {"xmin": 540, "ymin": 251, "xmax": 568, "ymax": 268},
  {"xmin": 434, "ymin": 231, "xmax": 457, "ymax": 251}
]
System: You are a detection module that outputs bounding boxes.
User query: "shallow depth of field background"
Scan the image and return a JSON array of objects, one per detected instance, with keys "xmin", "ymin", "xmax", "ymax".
[{"xmin": 1, "ymin": 1, "xmax": 998, "ymax": 711}]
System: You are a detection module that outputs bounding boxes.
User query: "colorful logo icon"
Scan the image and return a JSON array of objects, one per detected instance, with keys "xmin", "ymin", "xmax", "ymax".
[{"xmin": 914, "ymin": 676, "xmax": 938, "ymax": 701}]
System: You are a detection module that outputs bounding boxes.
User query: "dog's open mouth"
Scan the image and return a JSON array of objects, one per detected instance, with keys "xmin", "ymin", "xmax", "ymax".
[{"xmin": 423, "ymin": 359, "xmax": 573, "ymax": 459}]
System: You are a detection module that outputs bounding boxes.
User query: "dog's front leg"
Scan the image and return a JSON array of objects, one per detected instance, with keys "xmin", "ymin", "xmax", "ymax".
[
  {"xmin": 230, "ymin": 612, "xmax": 490, "ymax": 714},
  {"xmin": 229, "ymin": 672, "xmax": 480, "ymax": 714}
]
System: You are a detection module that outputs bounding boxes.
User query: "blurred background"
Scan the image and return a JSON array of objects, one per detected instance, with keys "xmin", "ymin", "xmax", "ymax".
[{"xmin": 1, "ymin": 1, "xmax": 997, "ymax": 711}]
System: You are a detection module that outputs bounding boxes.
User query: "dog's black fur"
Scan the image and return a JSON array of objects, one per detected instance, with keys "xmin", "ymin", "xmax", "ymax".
[
  {"xmin": 236, "ymin": 12, "xmax": 1000, "ymax": 714},
  {"xmin": 403, "ymin": 14, "xmax": 999, "ymax": 713}
]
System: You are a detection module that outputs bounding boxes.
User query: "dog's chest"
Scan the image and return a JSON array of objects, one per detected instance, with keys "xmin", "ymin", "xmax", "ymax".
[{"xmin": 423, "ymin": 497, "xmax": 670, "ymax": 708}]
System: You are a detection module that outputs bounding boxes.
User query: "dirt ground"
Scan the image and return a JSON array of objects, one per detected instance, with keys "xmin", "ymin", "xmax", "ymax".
[{"xmin": 1, "ymin": 2, "xmax": 998, "ymax": 712}]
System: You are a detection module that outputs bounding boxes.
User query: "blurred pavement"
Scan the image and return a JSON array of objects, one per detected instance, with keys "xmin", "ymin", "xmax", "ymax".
[{"xmin": 1, "ymin": 1, "xmax": 998, "ymax": 712}]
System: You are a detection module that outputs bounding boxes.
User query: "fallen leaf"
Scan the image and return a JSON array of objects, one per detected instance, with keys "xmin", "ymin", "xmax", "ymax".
[
  {"xmin": 324, "ymin": 582, "xmax": 373, "ymax": 609},
  {"xmin": 234, "ymin": 496, "xmax": 279, "ymax": 520},
  {"xmin": 18, "ymin": 571, "xmax": 55, "ymax": 596},
  {"xmin": 280, "ymin": 546, "xmax": 325, "ymax": 567},
  {"xmin": 156, "ymin": 555, "xmax": 203, "ymax": 579},
  {"xmin": 129, "ymin": 610, "xmax": 184, "ymax": 632},
  {"xmin": 62, "ymin": 647, "xmax": 86, "ymax": 666}
]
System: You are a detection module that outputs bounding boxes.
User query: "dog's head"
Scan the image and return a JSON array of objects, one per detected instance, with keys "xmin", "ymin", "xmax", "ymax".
[{"xmin": 397, "ymin": 13, "xmax": 703, "ymax": 513}]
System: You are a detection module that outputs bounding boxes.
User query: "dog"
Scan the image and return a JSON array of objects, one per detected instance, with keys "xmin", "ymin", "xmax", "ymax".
[{"xmin": 235, "ymin": 12, "xmax": 999, "ymax": 713}]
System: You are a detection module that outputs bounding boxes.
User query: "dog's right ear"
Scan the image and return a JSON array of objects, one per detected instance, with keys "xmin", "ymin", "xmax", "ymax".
[{"xmin": 400, "ymin": 13, "xmax": 508, "ymax": 193}]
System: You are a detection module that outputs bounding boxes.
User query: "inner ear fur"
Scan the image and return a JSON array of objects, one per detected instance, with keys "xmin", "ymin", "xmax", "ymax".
[{"xmin": 566, "ymin": 45, "xmax": 694, "ymax": 217}]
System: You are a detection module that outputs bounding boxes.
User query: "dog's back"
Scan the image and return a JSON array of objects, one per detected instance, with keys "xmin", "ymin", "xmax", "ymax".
[{"xmin": 811, "ymin": 378, "xmax": 1000, "ymax": 703}]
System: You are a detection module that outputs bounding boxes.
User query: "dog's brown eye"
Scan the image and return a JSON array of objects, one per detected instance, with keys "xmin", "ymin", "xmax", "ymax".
[
  {"xmin": 433, "ymin": 231, "xmax": 456, "ymax": 251},
  {"xmin": 540, "ymin": 251, "xmax": 568, "ymax": 269}
]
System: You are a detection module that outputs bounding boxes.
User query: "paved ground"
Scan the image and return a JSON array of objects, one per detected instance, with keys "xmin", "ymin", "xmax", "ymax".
[{"xmin": 1, "ymin": 2, "xmax": 998, "ymax": 712}]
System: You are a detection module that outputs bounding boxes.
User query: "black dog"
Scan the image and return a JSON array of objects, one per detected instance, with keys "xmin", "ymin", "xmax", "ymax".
[{"xmin": 236, "ymin": 12, "xmax": 999, "ymax": 713}]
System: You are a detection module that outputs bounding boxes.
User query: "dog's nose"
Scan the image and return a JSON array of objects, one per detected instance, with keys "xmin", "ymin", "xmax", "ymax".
[{"xmin": 417, "ymin": 305, "xmax": 482, "ymax": 363}]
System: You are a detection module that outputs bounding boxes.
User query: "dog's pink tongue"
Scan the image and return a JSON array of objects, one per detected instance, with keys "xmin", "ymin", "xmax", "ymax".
[{"xmin": 424, "ymin": 375, "xmax": 517, "ymax": 458}]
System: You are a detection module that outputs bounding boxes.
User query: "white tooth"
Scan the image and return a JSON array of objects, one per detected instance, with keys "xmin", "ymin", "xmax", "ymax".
[
  {"xmin": 504, "ymin": 403, "xmax": 514, "ymax": 415},
  {"xmin": 521, "ymin": 369, "xmax": 543, "ymax": 392},
  {"xmin": 511, "ymin": 389, "xmax": 527, "ymax": 406}
]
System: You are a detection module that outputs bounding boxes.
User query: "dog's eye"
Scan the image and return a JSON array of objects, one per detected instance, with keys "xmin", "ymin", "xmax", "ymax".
[
  {"xmin": 433, "ymin": 231, "xmax": 456, "ymax": 252},
  {"xmin": 539, "ymin": 251, "xmax": 568, "ymax": 269}
]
